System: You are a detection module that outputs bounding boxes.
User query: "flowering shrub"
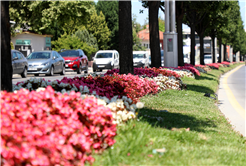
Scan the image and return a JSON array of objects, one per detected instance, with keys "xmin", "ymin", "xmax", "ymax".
[
  {"xmin": 146, "ymin": 75, "xmax": 183, "ymax": 91},
  {"xmin": 1, "ymin": 87, "xmax": 117, "ymax": 166},
  {"xmin": 14, "ymin": 74, "xmax": 159, "ymax": 103},
  {"xmin": 165, "ymin": 68, "xmax": 195, "ymax": 78},
  {"xmin": 206, "ymin": 63, "xmax": 220, "ymax": 69},
  {"xmin": 162, "ymin": 64, "xmax": 201, "ymax": 76},
  {"xmin": 105, "ymin": 67, "xmax": 181, "ymax": 79}
]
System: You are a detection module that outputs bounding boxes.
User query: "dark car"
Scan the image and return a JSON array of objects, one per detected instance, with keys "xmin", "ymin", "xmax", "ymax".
[
  {"xmin": 12, "ymin": 50, "xmax": 28, "ymax": 78},
  {"xmin": 59, "ymin": 49, "xmax": 88, "ymax": 74}
]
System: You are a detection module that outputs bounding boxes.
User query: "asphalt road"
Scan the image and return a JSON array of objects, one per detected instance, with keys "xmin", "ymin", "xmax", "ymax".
[
  {"xmin": 218, "ymin": 65, "xmax": 245, "ymax": 137},
  {"xmin": 12, "ymin": 67, "xmax": 106, "ymax": 84}
]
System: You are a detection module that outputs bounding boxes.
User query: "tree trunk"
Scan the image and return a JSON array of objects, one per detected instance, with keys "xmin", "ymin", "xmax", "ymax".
[
  {"xmin": 1, "ymin": 1, "xmax": 12, "ymax": 92},
  {"xmin": 149, "ymin": 1, "xmax": 161, "ymax": 68},
  {"xmin": 223, "ymin": 43, "xmax": 227, "ymax": 61},
  {"xmin": 218, "ymin": 38, "xmax": 222, "ymax": 63},
  {"xmin": 190, "ymin": 11, "xmax": 196, "ymax": 66},
  {"xmin": 199, "ymin": 32, "xmax": 205, "ymax": 65},
  {"xmin": 176, "ymin": 2, "xmax": 184, "ymax": 66},
  {"xmin": 119, "ymin": 1, "xmax": 133, "ymax": 74},
  {"xmin": 211, "ymin": 35, "xmax": 215, "ymax": 63},
  {"xmin": 177, "ymin": 15, "xmax": 184, "ymax": 66}
]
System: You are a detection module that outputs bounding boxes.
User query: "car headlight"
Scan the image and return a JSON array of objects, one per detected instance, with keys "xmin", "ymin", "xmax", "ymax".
[
  {"xmin": 71, "ymin": 59, "xmax": 79, "ymax": 63},
  {"xmin": 42, "ymin": 62, "xmax": 49, "ymax": 66}
]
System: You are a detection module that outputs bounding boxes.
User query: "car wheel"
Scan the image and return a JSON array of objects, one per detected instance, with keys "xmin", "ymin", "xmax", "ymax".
[
  {"xmin": 46, "ymin": 66, "xmax": 54, "ymax": 76},
  {"xmin": 60, "ymin": 65, "xmax": 65, "ymax": 75},
  {"xmin": 21, "ymin": 67, "xmax": 27, "ymax": 78},
  {"xmin": 77, "ymin": 63, "xmax": 82, "ymax": 74},
  {"xmin": 84, "ymin": 63, "xmax": 88, "ymax": 74},
  {"xmin": 34, "ymin": 74, "xmax": 39, "ymax": 77}
]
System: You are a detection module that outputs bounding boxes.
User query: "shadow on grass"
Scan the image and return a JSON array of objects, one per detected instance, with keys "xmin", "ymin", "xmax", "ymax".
[
  {"xmin": 138, "ymin": 108, "xmax": 217, "ymax": 133},
  {"xmin": 186, "ymin": 84, "xmax": 215, "ymax": 94}
]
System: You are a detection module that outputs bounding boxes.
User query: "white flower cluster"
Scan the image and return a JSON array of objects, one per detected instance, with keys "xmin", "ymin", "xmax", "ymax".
[
  {"xmin": 80, "ymin": 94, "xmax": 144, "ymax": 125},
  {"xmin": 165, "ymin": 69, "xmax": 195, "ymax": 78},
  {"xmin": 146, "ymin": 75, "xmax": 182, "ymax": 91}
]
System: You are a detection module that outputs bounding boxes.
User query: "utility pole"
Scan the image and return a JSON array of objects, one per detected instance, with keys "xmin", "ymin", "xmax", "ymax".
[{"xmin": 164, "ymin": 0, "xmax": 178, "ymax": 67}]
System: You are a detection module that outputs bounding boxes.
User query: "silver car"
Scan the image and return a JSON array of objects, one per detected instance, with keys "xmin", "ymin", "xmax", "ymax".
[{"xmin": 27, "ymin": 51, "xmax": 65, "ymax": 76}]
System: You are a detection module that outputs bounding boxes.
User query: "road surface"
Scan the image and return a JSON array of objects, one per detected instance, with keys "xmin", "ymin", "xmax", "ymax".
[{"xmin": 218, "ymin": 65, "xmax": 245, "ymax": 137}]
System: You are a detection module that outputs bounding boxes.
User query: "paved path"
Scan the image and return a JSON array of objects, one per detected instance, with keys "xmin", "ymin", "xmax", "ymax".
[{"xmin": 218, "ymin": 65, "xmax": 245, "ymax": 137}]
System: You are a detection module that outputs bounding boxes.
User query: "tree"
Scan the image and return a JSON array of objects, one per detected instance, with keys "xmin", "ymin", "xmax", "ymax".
[
  {"xmin": 119, "ymin": 1, "xmax": 133, "ymax": 74},
  {"xmin": 1, "ymin": 1, "xmax": 12, "ymax": 92},
  {"xmin": 86, "ymin": 11, "xmax": 111, "ymax": 50},
  {"xmin": 9, "ymin": 1, "xmax": 94, "ymax": 40},
  {"xmin": 51, "ymin": 32, "xmax": 97, "ymax": 60},
  {"xmin": 132, "ymin": 14, "xmax": 145, "ymax": 51},
  {"xmin": 141, "ymin": 1, "xmax": 161, "ymax": 68},
  {"xmin": 158, "ymin": 16, "xmax": 165, "ymax": 32},
  {"xmin": 96, "ymin": 1, "xmax": 119, "ymax": 50}
]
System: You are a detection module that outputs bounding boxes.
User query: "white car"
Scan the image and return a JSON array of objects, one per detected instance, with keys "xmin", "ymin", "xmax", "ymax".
[
  {"xmin": 133, "ymin": 51, "xmax": 149, "ymax": 68},
  {"xmin": 92, "ymin": 50, "xmax": 119, "ymax": 72},
  {"xmin": 204, "ymin": 54, "xmax": 212, "ymax": 64}
]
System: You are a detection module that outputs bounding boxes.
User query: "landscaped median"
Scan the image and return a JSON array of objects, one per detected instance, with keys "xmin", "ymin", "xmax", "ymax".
[{"xmin": 1, "ymin": 62, "xmax": 245, "ymax": 165}]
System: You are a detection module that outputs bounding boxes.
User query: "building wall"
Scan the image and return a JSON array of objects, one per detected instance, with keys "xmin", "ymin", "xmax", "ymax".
[{"xmin": 11, "ymin": 34, "xmax": 46, "ymax": 52}]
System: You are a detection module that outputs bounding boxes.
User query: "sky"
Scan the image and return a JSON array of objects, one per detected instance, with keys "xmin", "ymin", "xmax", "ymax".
[{"xmin": 131, "ymin": 0, "xmax": 246, "ymax": 31}]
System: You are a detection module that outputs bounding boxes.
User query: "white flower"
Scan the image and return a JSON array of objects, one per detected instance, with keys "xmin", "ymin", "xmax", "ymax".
[
  {"xmin": 36, "ymin": 87, "xmax": 46, "ymax": 92},
  {"xmin": 97, "ymin": 99, "xmax": 107, "ymax": 106},
  {"xmin": 136, "ymin": 102, "xmax": 144, "ymax": 109},
  {"xmin": 83, "ymin": 86, "xmax": 90, "ymax": 93}
]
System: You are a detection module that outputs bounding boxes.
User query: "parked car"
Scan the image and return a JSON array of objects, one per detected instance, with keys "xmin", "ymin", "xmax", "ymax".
[
  {"xmin": 184, "ymin": 53, "xmax": 190, "ymax": 64},
  {"xmin": 59, "ymin": 49, "xmax": 88, "ymax": 74},
  {"xmin": 92, "ymin": 50, "xmax": 119, "ymax": 72},
  {"xmin": 27, "ymin": 50, "xmax": 65, "ymax": 76},
  {"xmin": 133, "ymin": 51, "xmax": 149, "ymax": 68},
  {"xmin": 204, "ymin": 54, "xmax": 212, "ymax": 64},
  {"xmin": 12, "ymin": 50, "xmax": 28, "ymax": 78}
]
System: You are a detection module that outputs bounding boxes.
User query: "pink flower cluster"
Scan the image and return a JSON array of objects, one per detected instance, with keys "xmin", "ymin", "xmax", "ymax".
[
  {"xmin": 163, "ymin": 64, "xmax": 201, "ymax": 76},
  {"xmin": 59, "ymin": 73, "xmax": 158, "ymax": 103},
  {"xmin": 1, "ymin": 86, "xmax": 116, "ymax": 166},
  {"xmin": 105, "ymin": 67, "xmax": 180, "ymax": 78},
  {"xmin": 206, "ymin": 63, "xmax": 220, "ymax": 69}
]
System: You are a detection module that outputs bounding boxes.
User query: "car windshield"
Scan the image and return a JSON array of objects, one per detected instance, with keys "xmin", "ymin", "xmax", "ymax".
[
  {"xmin": 133, "ymin": 54, "xmax": 145, "ymax": 59},
  {"xmin": 27, "ymin": 52, "xmax": 50, "ymax": 59},
  {"xmin": 95, "ymin": 53, "xmax": 112, "ymax": 58},
  {"xmin": 60, "ymin": 51, "xmax": 79, "ymax": 57},
  {"xmin": 204, "ymin": 55, "xmax": 212, "ymax": 59}
]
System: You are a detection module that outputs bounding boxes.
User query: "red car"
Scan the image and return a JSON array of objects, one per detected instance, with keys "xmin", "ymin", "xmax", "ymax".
[{"xmin": 59, "ymin": 49, "xmax": 88, "ymax": 74}]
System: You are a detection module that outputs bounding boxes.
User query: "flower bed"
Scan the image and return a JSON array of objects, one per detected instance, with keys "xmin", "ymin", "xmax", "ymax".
[
  {"xmin": 1, "ymin": 87, "xmax": 117, "ymax": 166},
  {"xmin": 206, "ymin": 63, "xmax": 220, "ymax": 69},
  {"xmin": 105, "ymin": 68, "xmax": 181, "ymax": 79}
]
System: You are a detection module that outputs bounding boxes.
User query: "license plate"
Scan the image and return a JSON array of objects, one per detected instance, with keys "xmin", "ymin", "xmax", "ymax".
[
  {"xmin": 65, "ymin": 64, "xmax": 68, "ymax": 67},
  {"xmin": 98, "ymin": 65, "xmax": 105, "ymax": 68},
  {"xmin": 28, "ymin": 67, "xmax": 37, "ymax": 71}
]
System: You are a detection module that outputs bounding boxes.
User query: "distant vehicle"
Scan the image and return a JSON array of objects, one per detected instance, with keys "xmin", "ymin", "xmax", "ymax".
[
  {"xmin": 133, "ymin": 51, "xmax": 149, "ymax": 68},
  {"xmin": 59, "ymin": 49, "xmax": 88, "ymax": 74},
  {"xmin": 12, "ymin": 50, "xmax": 28, "ymax": 78},
  {"xmin": 184, "ymin": 53, "xmax": 190, "ymax": 64},
  {"xmin": 27, "ymin": 50, "xmax": 65, "ymax": 76},
  {"xmin": 92, "ymin": 50, "xmax": 119, "ymax": 72},
  {"xmin": 161, "ymin": 50, "xmax": 164, "ymax": 66},
  {"xmin": 204, "ymin": 54, "xmax": 212, "ymax": 64}
]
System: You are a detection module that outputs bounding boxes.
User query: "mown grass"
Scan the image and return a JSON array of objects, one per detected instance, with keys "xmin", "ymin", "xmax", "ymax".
[{"xmin": 91, "ymin": 63, "xmax": 246, "ymax": 165}]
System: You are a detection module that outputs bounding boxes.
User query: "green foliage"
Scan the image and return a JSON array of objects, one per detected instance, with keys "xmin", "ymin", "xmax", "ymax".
[
  {"xmin": 51, "ymin": 33, "xmax": 96, "ymax": 60},
  {"xmin": 9, "ymin": 1, "xmax": 95, "ymax": 40},
  {"xmin": 158, "ymin": 16, "xmax": 165, "ymax": 32},
  {"xmin": 96, "ymin": 1, "xmax": 119, "ymax": 50},
  {"xmin": 86, "ymin": 11, "xmax": 111, "ymax": 50}
]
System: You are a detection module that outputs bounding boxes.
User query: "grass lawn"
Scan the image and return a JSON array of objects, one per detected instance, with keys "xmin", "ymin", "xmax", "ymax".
[{"xmin": 92, "ymin": 63, "xmax": 246, "ymax": 165}]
